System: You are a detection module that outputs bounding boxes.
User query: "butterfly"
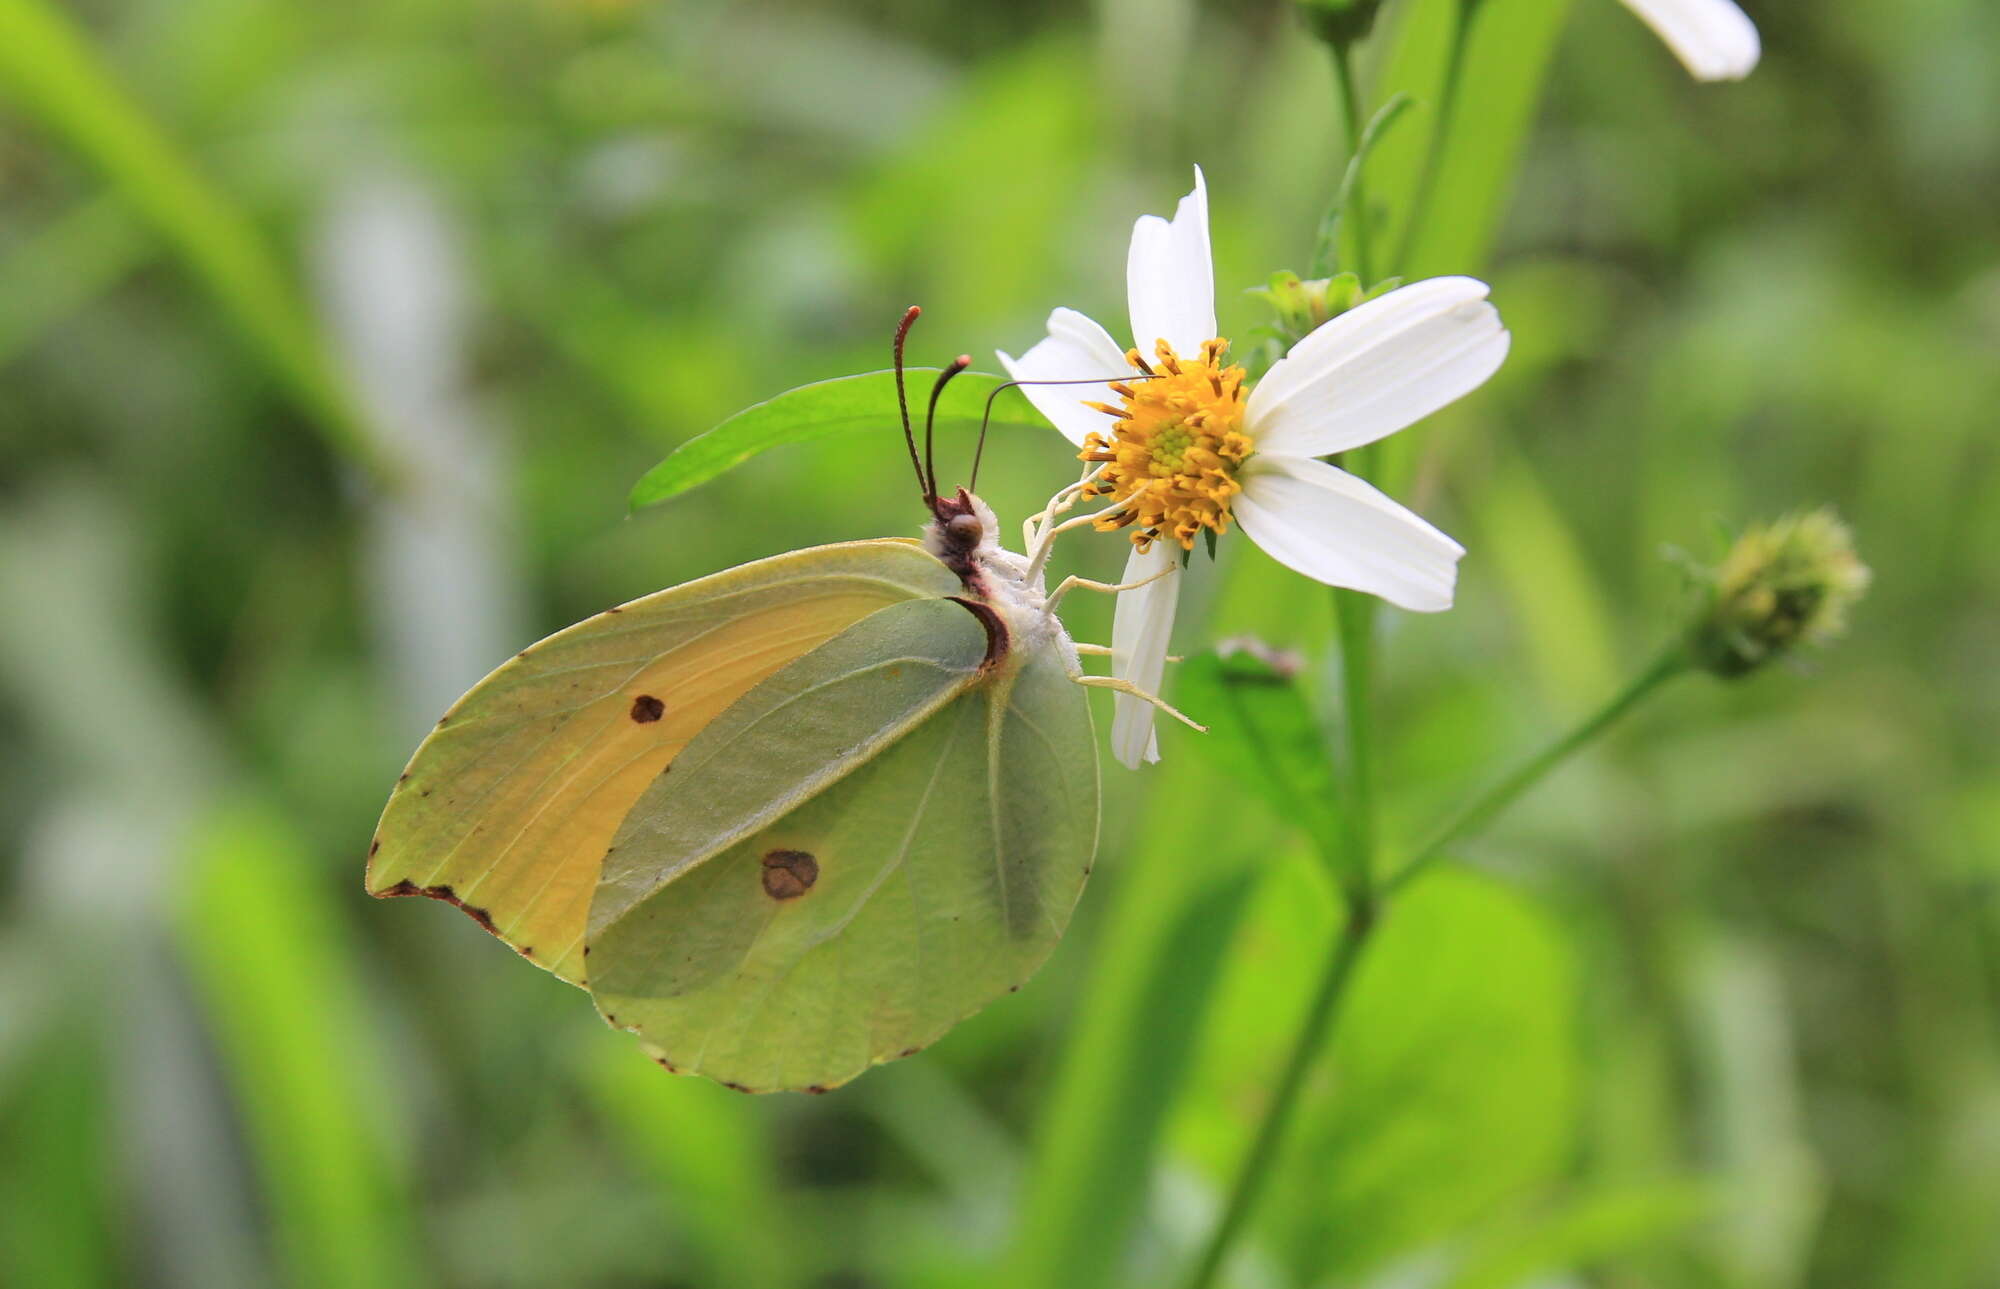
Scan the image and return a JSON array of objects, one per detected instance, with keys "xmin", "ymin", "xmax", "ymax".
[{"xmin": 366, "ymin": 308, "xmax": 1192, "ymax": 1093}]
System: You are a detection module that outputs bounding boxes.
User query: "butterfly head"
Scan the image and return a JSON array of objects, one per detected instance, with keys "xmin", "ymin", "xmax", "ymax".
[{"xmin": 923, "ymin": 486, "xmax": 1001, "ymax": 574}]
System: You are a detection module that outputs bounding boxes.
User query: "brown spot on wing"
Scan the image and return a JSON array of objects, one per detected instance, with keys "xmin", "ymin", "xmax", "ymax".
[
  {"xmin": 760, "ymin": 849, "xmax": 819, "ymax": 900},
  {"xmin": 629, "ymin": 693, "xmax": 665, "ymax": 723}
]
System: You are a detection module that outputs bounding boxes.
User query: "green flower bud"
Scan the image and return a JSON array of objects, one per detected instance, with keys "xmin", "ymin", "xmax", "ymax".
[
  {"xmin": 1687, "ymin": 509, "xmax": 1871, "ymax": 679},
  {"xmin": 1247, "ymin": 270, "xmax": 1399, "ymax": 350},
  {"xmin": 1296, "ymin": 0, "xmax": 1384, "ymax": 48}
]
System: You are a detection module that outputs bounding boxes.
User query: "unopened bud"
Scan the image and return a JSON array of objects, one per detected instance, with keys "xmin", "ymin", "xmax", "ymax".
[
  {"xmin": 1296, "ymin": 0, "xmax": 1384, "ymax": 48},
  {"xmin": 1687, "ymin": 509, "xmax": 1871, "ymax": 678},
  {"xmin": 1249, "ymin": 270, "xmax": 1398, "ymax": 350}
]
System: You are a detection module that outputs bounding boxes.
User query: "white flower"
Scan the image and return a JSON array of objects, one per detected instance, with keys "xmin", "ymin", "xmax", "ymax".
[
  {"xmin": 1619, "ymin": 0, "xmax": 1760, "ymax": 82},
  {"xmin": 999, "ymin": 168, "xmax": 1509, "ymax": 769}
]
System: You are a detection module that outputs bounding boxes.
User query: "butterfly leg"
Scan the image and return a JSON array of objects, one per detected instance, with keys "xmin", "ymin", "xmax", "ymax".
[
  {"xmin": 1043, "ymin": 563, "xmax": 1177, "ymax": 615},
  {"xmin": 1022, "ymin": 465, "xmax": 1108, "ymax": 549},
  {"xmin": 1074, "ymin": 643, "xmax": 1182, "ymax": 663},
  {"xmin": 1069, "ymin": 672, "xmax": 1207, "ymax": 732}
]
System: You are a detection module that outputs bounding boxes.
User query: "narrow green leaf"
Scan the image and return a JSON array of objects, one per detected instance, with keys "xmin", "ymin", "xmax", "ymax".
[
  {"xmin": 1177, "ymin": 647, "xmax": 1344, "ymax": 868},
  {"xmin": 1371, "ymin": 0, "xmax": 1579, "ymax": 278},
  {"xmin": 0, "ymin": 0, "xmax": 391, "ymax": 485},
  {"xmin": 586, "ymin": 1046, "xmax": 790, "ymax": 1289},
  {"xmin": 0, "ymin": 197, "xmax": 150, "ymax": 369},
  {"xmin": 1473, "ymin": 456, "xmax": 1621, "ymax": 716},
  {"xmin": 1003, "ymin": 869, "xmax": 1258, "ymax": 1289},
  {"xmin": 628, "ymin": 369, "xmax": 1040, "ymax": 509},
  {"xmin": 0, "ymin": 1023, "xmax": 116, "ymax": 1289}
]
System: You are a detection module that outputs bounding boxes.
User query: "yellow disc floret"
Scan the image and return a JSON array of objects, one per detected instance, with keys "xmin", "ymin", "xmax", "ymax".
[{"xmin": 1080, "ymin": 338, "xmax": 1253, "ymax": 551}]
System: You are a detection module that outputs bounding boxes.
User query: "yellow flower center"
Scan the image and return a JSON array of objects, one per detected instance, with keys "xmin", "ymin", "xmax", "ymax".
[{"xmin": 1080, "ymin": 338, "xmax": 1253, "ymax": 551}]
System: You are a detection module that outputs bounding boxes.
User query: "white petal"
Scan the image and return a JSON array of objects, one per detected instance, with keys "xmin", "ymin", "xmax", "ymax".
[
  {"xmin": 1126, "ymin": 165, "xmax": 1217, "ymax": 359},
  {"xmin": 996, "ymin": 308, "xmax": 1130, "ymax": 446},
  {"xmin": 1619, "ymin": 0, "xmax": 1760, "ymax": 81},
  {"xmin": 1245, "ymin": 276, "xmax": 1509, "ymax": 459},
  {"xmin": 1234, "ymin": 454, "xmax": 1464, "ymax": 613},
  {"xmin": 1108, "ymin": 541, "xmax": 1181, "ymax": 770}
]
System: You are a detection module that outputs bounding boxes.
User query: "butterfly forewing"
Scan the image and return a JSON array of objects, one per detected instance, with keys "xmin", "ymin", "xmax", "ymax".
[{"xmin": 366, "ymin": 541, "xmax": 959, "ymax": 985}]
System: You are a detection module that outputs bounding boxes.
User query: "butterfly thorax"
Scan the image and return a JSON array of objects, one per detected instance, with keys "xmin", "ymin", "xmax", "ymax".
[{"xmin": 923, "ymin": 489, "xmax": 1071, "ymax": 671}]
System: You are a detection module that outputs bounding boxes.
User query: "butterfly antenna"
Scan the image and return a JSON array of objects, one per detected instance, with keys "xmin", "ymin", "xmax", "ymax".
[
  {"xmin": 924, "ymin": 355, "xmax": 973, "ymax": 502},
  {"xmin": 967, "ymin": 373, "xmax": 1159, "ymax": 493},
  {"xmin": 892, "ymin": 306, "xmax": 928, "ymax": 500}
]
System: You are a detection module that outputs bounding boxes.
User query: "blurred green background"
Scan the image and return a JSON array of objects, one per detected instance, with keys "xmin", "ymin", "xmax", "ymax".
[{"xmin": 3, "ymin": 0, "xmax": 1997, "ymax": 1286}]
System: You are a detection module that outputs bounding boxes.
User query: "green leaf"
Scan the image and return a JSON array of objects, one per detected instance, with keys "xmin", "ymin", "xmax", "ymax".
[
  {"xmin": 1171, "ymin": 867, "xmax": 1579, "ymax": 1282},
  {"xmin": 0, "ymin": 0, "xmax": 391, "ymax": 486},
  {"xmin": 1440, "ymin": 1181, "xmax": 1713, "ymax": 1289},
  {"xmin": 628, "ymin": 369, "xmax": 1041, "ymax": 510},
  {"xmin": 1176, "ymin": 646, "xmax": 1344, "ymax": 868}
]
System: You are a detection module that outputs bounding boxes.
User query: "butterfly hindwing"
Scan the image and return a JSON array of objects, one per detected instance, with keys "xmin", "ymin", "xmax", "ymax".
[
  {"xmin": 365, "ymin": 540, "xmax": 960, "ymax": 985},
  {"xmin": 586, "ymin": 596, "xmax": 1097, "ymax": 1092}
]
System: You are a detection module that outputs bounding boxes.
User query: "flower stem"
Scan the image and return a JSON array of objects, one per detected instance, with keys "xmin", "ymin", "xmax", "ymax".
[
  {"xmin": 1328, "ymin": 39, "xmax": 1374, "ymax": 286},
  {"xmin": 1176, "ymin": 584, "xmax": 1381, "ymax": 1289},
  {"xmin": 1332, "ymin": 588, "xmax": 1378, "ymax": 899},
  {"xmin": 1178, "ymin": 894, "xmax": 1379, "ymax": 1289},
  {"xmin": 1384, "ymin": 644, "xmax": 1692, "ymax": 897}
]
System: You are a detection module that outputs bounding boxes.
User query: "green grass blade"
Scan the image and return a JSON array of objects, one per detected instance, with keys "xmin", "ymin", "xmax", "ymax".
[
  {"xmin": 0, "ymin": 1022, "xmax": 118, "ymax": 1288},
  {"xmin": 173, "ymin": 802, "xmax": 424, "ymax": 1289},
  {"xmin": 0, "ymin": 0, "xmax": 392, "ymax": 484},
  {"xmin": 586, "ymin": 1046, "xmax": 790, "ymax": 1289},
  {"xmin": 1473, "ymin": 456, "xmax": 1621, "ymax": 715},
  {"xmin": 1003, "ymin": 868, "xmax": 1258, "ymax": 1289},
  {"xmin": 0, "ymin": 196, "xmax": 150, "ymax": 368},
  {"xmin": 1370, "ymin": 0, "xmax": 1579, "ymax": 277},
  {"xmin": 628, "ymin": 369, "xmax": 1039, "ymax": 509}
]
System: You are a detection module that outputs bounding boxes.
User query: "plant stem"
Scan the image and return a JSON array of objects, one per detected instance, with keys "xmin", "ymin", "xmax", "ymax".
[
  {"xmin": 1179, "ymin": 895, "xmax": 1379, "ymax": 1289},
  {"xmin": 1328, "ymin": 39, "xmax": 1374, "ymax": 287},
  {"xmin": 1394, "ymin": 0, "xmax": 1477, "ymax": 274},
  {"xmin": 1332, "ymin": 588, "xmax": 1378, "ymax": 899},
  {"xmin": 1385, "ymin": 645, "xmax": 1691, "ymax": 897}
]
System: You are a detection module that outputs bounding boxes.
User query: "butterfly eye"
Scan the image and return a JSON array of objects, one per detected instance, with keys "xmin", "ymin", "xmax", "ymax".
[{"xmin": 948, "ymin": 513, "xmax": 983, "ymax": 545}]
